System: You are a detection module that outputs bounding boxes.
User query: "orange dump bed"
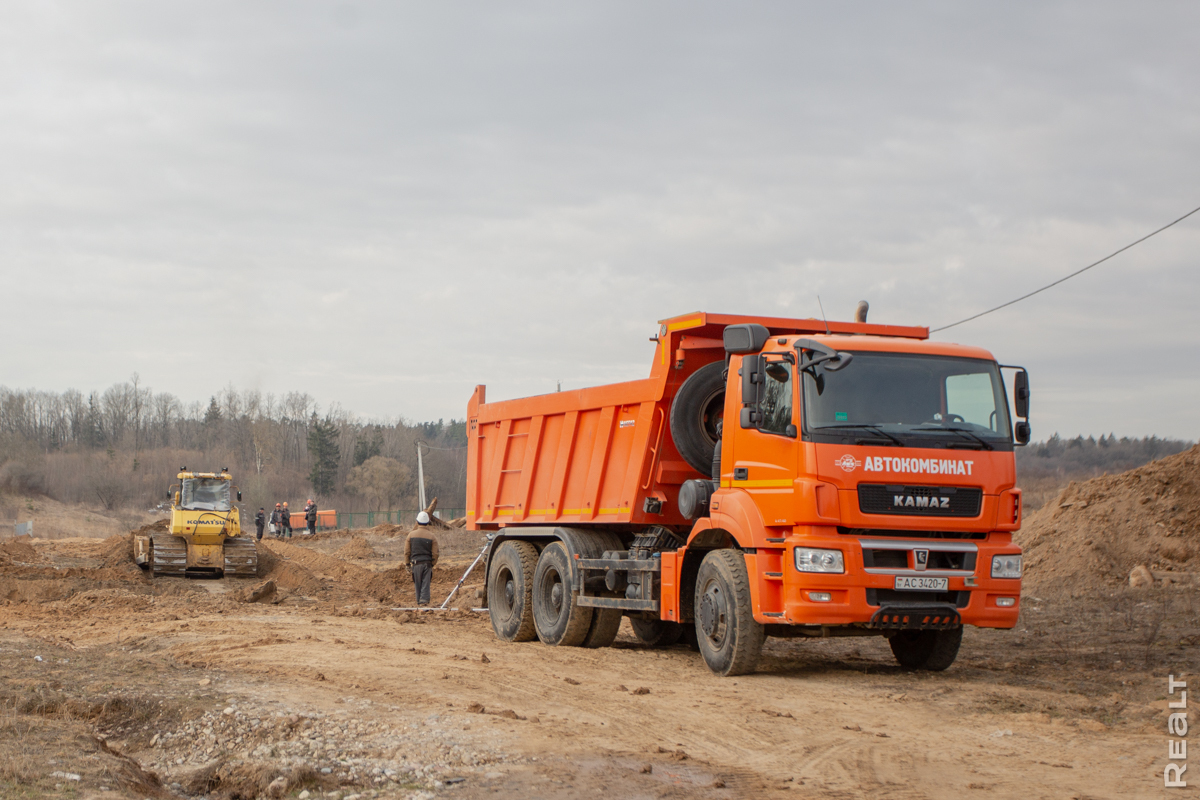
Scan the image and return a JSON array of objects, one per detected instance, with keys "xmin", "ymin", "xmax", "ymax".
[{"xmin": 466, "ymin": 312, "xmax": 928, "ymax": 530}]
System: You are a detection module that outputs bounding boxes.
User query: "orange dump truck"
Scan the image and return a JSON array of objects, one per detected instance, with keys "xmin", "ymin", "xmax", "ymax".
[{"xmin": 467, "ymin": 310, "xmax": 1030, "ymax": 675}]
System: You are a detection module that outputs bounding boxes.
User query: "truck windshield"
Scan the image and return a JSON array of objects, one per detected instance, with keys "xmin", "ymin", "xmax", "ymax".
[
  {"xmin": 180, "ymin": 479, "xmax": 232, "ymax": 511},
  {"xmin": 802, "ymin": 352, "xmax": 1012, "ymax": 445}
]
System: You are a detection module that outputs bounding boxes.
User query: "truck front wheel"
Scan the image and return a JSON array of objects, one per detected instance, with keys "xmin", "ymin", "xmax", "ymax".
[
  {"xmin": 532, "ymin": 541, "xmax": 594, "ymax": 646},
  {"xmin": 487, "ymin": 540, "xmax": 539, "ymax": 642},
  {"xmin": 694, "ymin": 549, "xmax": 764, "ymax": 676},
  {"xmin": 888, "ymin": 627, "xmax": 962, "ymax": 671}
]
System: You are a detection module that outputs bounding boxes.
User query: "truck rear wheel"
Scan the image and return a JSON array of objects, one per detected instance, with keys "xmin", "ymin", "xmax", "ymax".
[
  {"xmin": 488, "ymin": 540, "xmax": 539, "ymax": 642},
  {"xmin": 694, "ymin": 549, "xmax": 764, "ymax": 676},
  {"xmin": 533, "ymin": 541, "xmax": 594, "ymax": 646},
  {"xmin": 580, "ymin": 531, "xmax": 623, "ymax": 648},
  {"xmin": 582, "ymin": 608, "xmax": 623, "ymax": 648},
  {"xmin": 630, "ymin": 617, "xmax": 683, "ymax": 647},
  {"xmin": 888, "ymin": 627, "xmax": 962, "ymax": 671},
  {"xmin": 670, "ymin": 361, "xmax": 726, "ymax": 475}
]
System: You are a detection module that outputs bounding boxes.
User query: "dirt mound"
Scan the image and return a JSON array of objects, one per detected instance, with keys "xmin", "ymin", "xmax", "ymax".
[
  {"xmin": 364, "ymin": 523, "xmax": 409, "ymax": 538},
  {"xmin": 335, "ymin": 537, "xmax": 376, "ymax": 560},
  {"xmin": 256, "ymin": 544, "xmax": 326, "ymax": 595},
  {"xmin": 1018, "ymin": 444, "xmax": 1200, "ymax": 591},
  {"xmin": 0, "ymin": 538, "xmax": 39, "ymax": 564},
  {"xmin": 100, "ymin": 533, "xmax": 135, "ymax": 568},
  {"xmin": 131, "ymin": 519, "xmax": 169, "ymax": 536},
  {"xmin": 362, "ymin": 568, "xmax": 410, "ymax": 603}
]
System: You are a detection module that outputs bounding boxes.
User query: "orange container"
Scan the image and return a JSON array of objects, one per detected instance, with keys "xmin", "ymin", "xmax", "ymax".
[{"xmin": 467, "ymin": 312, "xmax": 928, "ymax": 530}]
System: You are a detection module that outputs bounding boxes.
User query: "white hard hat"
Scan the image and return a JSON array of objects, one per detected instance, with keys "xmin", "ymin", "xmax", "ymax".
[{"xmin": 416, "ymin": 511, "xmax": 430, "ymax": 526}]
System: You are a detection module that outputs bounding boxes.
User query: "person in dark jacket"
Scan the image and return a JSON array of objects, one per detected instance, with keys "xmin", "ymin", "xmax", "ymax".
[
  {"xmin": 403, "ymin": 512, "xmax": 440, "ymax": 606},
  {"xmin": 254, "ymin": 508, "xmax": 266, "ymax": 540},
  {"xmin": 280, "ymin": 502, "xmax": 292, "ymax": 538},
  {"xmin": 269, "ymin": 504, "xmax": 282, "ymax": 538},
  {"xmin": 304, "ymin": 499, "xmax": 318, "ymax": 536}
]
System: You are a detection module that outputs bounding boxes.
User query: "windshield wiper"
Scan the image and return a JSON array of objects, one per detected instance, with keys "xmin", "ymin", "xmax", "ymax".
[
  {"xmin": 911, "ymin": 426, "xmax": 995, "ymax": 451},
  {"xmin": 814, "ymin": 424, "xmax": 904, "ymax": 446}
]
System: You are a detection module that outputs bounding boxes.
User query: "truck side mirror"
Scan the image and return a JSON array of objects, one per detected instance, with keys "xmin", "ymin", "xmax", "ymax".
[
  {"xmin": 1014, "ymin": 370, "xmax": 1030, "ymax": 418},
  {"xmin": 723, "ymin": 323, "xmax": 770, "ymax": 354},
  {"xmin": 1014, "ymin": 420, "xmax": 1031, "ymax": 445}
]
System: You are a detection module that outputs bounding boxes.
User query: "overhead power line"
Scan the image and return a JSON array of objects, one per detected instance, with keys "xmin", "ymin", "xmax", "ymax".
[{"xmin": 932, "ymin": 203, "xmax": 1200, "ymax": 332}]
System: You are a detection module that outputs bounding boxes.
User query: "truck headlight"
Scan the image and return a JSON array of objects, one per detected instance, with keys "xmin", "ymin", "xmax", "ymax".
[
  {"xmin": 991, "ymin": 554, "xmax": 1022, "ymax": 579},
  {"xmin": 794, "ymin": 548, "xmax": 844, "ymax": 574}
]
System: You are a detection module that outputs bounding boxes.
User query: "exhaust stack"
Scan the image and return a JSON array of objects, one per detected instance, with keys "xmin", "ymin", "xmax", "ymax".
[{"xmin": 855, "ymin": 300, "xmax": 869, "ymax": 323}]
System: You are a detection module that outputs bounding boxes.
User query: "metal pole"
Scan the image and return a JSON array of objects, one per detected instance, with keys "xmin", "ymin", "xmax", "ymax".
[
  {"xmin": 417, "ymin": 442, "xmax": 427, "ymax": 511},
  {"xmin": 439, "ymin": 538, "xmax": 491, "ymax": 609}
]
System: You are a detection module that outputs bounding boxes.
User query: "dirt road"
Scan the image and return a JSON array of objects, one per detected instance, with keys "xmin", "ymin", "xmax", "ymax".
[{"xmin": 2, "ymin": 530, "xmax": 1195, "ymax": 799}]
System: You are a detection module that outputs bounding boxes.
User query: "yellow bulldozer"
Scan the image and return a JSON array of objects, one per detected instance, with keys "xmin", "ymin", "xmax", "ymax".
[{"xmin": 134, "ymin": 468, "xmax": 258, "ymax": 578}]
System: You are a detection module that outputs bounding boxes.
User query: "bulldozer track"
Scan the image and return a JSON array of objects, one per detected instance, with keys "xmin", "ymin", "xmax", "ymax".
[
  {"xmin": 149, "ymin": 534, "xmax": 188, "ymax": 577},
  {"xmin": 223, "ymin": 537, "xmax": 259, "ymax": 578}
]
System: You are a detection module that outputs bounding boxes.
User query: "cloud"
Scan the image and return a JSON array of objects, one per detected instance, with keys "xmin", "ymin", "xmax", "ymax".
[{"xmin": 0, "ymin": 2, "xmax": 1197, "ymax": 439}]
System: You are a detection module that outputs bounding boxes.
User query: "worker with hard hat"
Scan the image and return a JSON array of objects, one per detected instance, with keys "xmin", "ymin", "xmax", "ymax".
[
  {"xmin": 304, "ymin": 498, "xmax": 318, "ymax": 536},
  {"xmin": 280, "ymin": 502, "xmax": 292, "ymax": 538},
  {"xmin": 270, "ymin": 503, "xmax": 282, "ymax": 538},
  {"xmin": 403, "ymin": 512, "xmax": 440, "ymax": 606}
]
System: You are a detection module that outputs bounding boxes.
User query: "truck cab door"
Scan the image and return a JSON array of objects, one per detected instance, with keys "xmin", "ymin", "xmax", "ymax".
[{"xmin": 727, "ymin": 352, "xmax": 800, "ymax": 526}]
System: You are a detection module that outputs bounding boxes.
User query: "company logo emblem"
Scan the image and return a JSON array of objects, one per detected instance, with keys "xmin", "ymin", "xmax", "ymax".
[
  {"xmin": 835, "ymin": 455, "xmax": 861, "ymax": 473},
  {"xmin": 913, "ymin": 549, "xmax": 929, "ymax": 571},
  {"xmin": 892, "ymin": 495, "xmax": 951, "ymax": 510}
]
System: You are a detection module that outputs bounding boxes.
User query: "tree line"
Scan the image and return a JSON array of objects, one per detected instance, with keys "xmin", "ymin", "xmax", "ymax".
[
  {"xmin": 1015, "ymin": 433, "xmax": 1194, "ymax": 510},
  {"xmin": 0, "ymin": 377, "xmax": 467, "ymax": 517}
]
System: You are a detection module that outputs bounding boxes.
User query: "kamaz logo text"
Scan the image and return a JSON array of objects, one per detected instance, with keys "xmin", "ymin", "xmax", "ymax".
[{"xmin": 893, "ymin": 495, "xmax": 951, "ymax": 509}]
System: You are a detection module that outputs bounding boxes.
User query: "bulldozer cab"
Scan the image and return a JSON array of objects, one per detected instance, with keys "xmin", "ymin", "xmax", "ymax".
[{"xmin": 180, "ymin": 476, "xmax": 233, "ymax": 511}]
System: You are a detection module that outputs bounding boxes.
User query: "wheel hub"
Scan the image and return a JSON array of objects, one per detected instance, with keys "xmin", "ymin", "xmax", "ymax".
[
  {"xmin": 550, "ymin": 580, "xmax": 563, "ymax": 612},
  {"xmin": 504, "ymin": 578, "xmax": 515, "ymax": 608},
  {"xmin": 699, "ymin": 584, "xmax": 726, "ymax": 639}
]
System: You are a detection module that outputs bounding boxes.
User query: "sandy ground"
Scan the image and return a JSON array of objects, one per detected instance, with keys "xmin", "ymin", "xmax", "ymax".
[{"xmin": 1, "ymin": 526, "xmax": 1197, "ymax": 800}]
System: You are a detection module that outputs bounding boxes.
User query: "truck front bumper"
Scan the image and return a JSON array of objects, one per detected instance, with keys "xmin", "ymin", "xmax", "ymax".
[{"xmin": 760, "ymin": 528, "xmax": 1022, "ymax": 630}]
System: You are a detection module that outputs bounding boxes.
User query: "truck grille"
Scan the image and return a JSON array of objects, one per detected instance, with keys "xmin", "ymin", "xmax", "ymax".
[
  {"xmin": 861, "ymin": 549, "xmax": 976, "ymax": 571},
  {"xmin": 838, "ymin": 527, "xmax": 986, "ymax": 540},
  {"xmin": 858, "ymin": 484, "xmax": 982, "ymax": 517}
]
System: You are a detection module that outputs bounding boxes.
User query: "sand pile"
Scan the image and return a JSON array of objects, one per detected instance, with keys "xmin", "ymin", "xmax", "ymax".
[
  {"xmin": 335, "ymin": 537, "xmax": 376, "ymax": 560},
  {"xmin": 131, "ymin": 519, "xmax": 170, "ymax": 536},
  {"xmin": 1017, "ymin": 445, "xmax": 1200, "ymax": 591},
  {"xmin": 0, "ymin": 538, "xmax": 39, "ymax": 565}
]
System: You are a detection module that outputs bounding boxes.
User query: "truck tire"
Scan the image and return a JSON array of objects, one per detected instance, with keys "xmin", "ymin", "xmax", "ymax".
[
  {"xmin": 579, "ymin": 531, "xmax": 623, "ymax": 648},
  {"xmin": 488, "ymin": 540, "xmax": 539, "ymax": 642},
  {"xmin": 533, "ymin": 541, "xmax": 594, "ymax": 647},
  {"xmin": 630, "ymin": 617, "xmax": 683, "ymax": 647},
  {"xmin": 670, "ymin": 361, "xmax": 726, "ymax": 475},
  {"xmin": 888, "ymin": 627, "xmax": 962, "ymax": 671},
  {"xmin": 582, "ymin": 608, "xmax": 623, "ymax": 648},
  {"xmin": 694, "ymin": 549, "xmax": 764, "ymax": 676}
]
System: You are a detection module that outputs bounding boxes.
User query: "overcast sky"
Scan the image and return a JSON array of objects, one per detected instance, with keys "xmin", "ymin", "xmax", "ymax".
[{"xmin": 2, "ymin": 3, "xmax": 1197, "ymax": 439}]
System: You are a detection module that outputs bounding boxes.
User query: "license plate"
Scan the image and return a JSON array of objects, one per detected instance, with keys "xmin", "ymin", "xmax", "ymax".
[{"xmin": 894, "ymin": 576, "xmax": 949, "ymax": 591}]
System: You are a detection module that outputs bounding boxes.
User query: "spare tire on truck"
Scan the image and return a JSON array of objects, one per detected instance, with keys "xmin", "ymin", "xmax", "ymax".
[{"xmin": 669, "ymin": 361, "xmax": 726, "ymax": 476}]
